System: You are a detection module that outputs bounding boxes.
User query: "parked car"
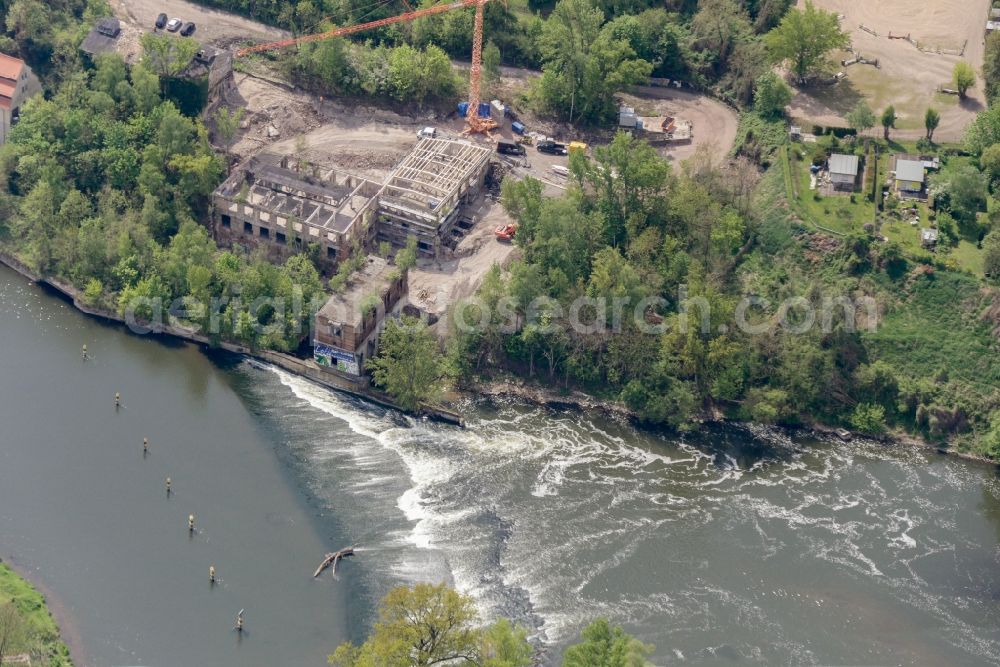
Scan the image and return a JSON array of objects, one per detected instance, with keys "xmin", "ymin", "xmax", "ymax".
[
  {"xmin": 417, "ymin": 127, "xmax": 437, "ymax": 139},
  {"xmin": 180, "ymin": 22, "xmax": 196, "ymax": 36},
  {"xmin": 536, "ymin": 140, "xmax": 567, "ymax": 156},
  {"xmin": 166, "ymin": 18, "xmax": 183, "ymax": 32},
  {"xmin": 496, "ymin": 139, "xmax": 525, "ymax": 156},
  {"xmin": 155, "ymin": 13, "xmax": 168, "ymax": 29}
]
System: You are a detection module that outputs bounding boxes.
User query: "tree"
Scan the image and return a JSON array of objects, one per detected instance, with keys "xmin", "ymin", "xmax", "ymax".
[
  {"xmin": 536, "ymin": 0, "xmax": 651, "ymax": 125},
  {"xmin": 881, "ymin": 105, "xmax": 896, "ymax": 141},
  {"xmin": 585, "ymin": 131, "xmax": 671, "ymax": 247},
  {"xmin": 482, "ymin": 40, "xmax": 502, "ymax": 99},
  {"xmin": 480, "ymin": 619, "xmax": 533, "ymax": 667},
  {"xmin": 981, "ymin": 143, "xmax": 1000, "ymax": 186},
  {"xmin": 561, "ymin": 618, "xmax": 654, "ymax": 667},
  {"xmin": 953, "ymin": 61, "xmax": 976, "ymax": 98},
  {"xmin": 93, "ymin": 53, "xmax": 129, "ymax": 100},
  {"xmin": 753, "ymin": 71, "xmax": 792, "ymax": 118},
  {"xmin": 764, "ymin": 0, "xmax": 849, "ymax": 83},
  {"xmin": 924, "ymin": 107, "xmax": 940, "ymax": 142},
  {"xmin": 387, "ymin": 44, "xmax": 458, "ymax": 104},
  {"xmin": 328, "ymin": 584, "xmax": 533, "ymax": 667},
  {"xmin": 983, "ymin": 230, "xmax": 1000, "ymax": 282},
  {"xmin": 395, "ymin": 235, "xmax": 419, "ymax": 273},
  {"xmin": 934, "ymin": 164, "xmax": 987, "ymax": 227},
  {"xmin": 369, "ymin": 317, "xmax": 449, "ymax": 410},
  {"xmin": 850, "ymin": 402, "xmax": 886, "ymax": 435},
  {"xmin": 846, "ymin": 100, "xmax": 876, "ymax": 136},
  {"xmin": 965, "ymin": 105, "xmax": 1000, "ymax": 156},
  {"xmin": 690, "ymin": 0, "xmax": 752, "ymax": 76},
  {"xmin": 130, "ymin": 63, "xmax": 161, "ymax": 114},
  {"xmin": 140, "ymin": 33, "xmax": 199, "ymax": 78},
  {"xmin": 213, "ymin": 106, "xmax": 244, "ymax": 170}
]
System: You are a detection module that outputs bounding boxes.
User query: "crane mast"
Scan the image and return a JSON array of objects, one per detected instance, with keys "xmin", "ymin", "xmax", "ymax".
[{"xmin": 235, "ymin": 0, "xmax": 498, "ymax": 134}]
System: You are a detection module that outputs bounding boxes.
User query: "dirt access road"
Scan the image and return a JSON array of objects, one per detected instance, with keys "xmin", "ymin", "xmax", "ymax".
[
  {"xmin": 112, "ymin": 0, "xmax": 286, "ymax": 52},
  {"xmin": 788, "ymin": 0, "xmax": 990, "ymax": 142},
  {"xmin": 621, "ymin": 86, "xmax": 739, "ymax": 163}
]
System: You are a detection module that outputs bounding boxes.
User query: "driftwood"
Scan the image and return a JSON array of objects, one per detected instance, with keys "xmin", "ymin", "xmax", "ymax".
[{"xmin": 313, "ymin": 547, "xmax": 355, "ymax": 578}]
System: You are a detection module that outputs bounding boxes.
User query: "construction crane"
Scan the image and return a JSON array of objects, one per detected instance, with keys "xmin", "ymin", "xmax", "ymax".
[{"xmin": 236, "ymin": 0, "xmax": 498, "ymax": 134}]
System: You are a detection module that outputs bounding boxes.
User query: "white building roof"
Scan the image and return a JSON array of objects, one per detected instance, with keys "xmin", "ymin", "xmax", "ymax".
[
  {"xmin": 895, "ymin": 159, "xmax": 925, "ymax": 183},
  {"xmin": 828, "ymin": 153, "xmax": 859, "ymax": 176}
]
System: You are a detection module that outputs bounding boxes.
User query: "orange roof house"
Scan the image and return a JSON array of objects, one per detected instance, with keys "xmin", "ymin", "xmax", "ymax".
[{"xmin": 0, "ymin": 53, "xmax": 40, "ymax": 143}]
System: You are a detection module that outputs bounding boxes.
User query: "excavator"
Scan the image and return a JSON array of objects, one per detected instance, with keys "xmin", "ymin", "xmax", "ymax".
[{"xmin": 235, "ymin": 0, "xmax": 499, "ymax": 134}]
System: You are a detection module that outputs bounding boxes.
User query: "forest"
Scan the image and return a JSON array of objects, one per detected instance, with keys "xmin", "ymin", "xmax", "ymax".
[{"xmin": 0, "ymin": 1, "xmax": 326, "ymax": 352}]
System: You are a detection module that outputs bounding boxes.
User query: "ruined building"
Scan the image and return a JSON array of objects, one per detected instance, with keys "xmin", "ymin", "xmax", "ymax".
[
  {"xmin": 313, "ymin": 256, "xmax": 408, "ymax": 376},
  {"xmin": 211, "ymin": 137, "xmax": 492, "ymax": 270},
  {"xmin": 212, "ymin": 155, "xmax": 382, "ymax": 269}
]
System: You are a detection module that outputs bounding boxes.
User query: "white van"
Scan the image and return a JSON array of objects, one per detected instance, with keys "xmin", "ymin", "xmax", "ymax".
[{"xmin": 417, "ymin": 127, "xmax": 437, "ymax": 139}]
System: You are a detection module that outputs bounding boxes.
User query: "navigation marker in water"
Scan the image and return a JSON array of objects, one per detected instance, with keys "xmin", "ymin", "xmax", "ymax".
[
  {"xmin": 166, "ymin": 477, "xmax": 172, "ymax": 497},
  {"xmin": 143, "ymin": 437, "xmax": 149, "ymax": 457},
  {"xmin": 81, "ymin": 344, "xmax": 88, "ymax": 360},
  {"xmin": 235, "ymin": 609, "xmax": 244, "ymax": 633},
  {"xmin": 114, "ymin": 392, "xmax": 120, "ymax": 409},
  {"xmin": 188, "ymin": 514, "xmax": 195, "ymax": 534},
  {"xmin": 210, "ymin": 565, "xmax": 216, "ymax": 585}
]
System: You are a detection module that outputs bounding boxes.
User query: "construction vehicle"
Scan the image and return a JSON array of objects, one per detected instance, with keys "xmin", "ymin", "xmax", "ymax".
[
  {"xmin": 494, "ymin": 222, "xmax": 518, "ymax": 241},
  {"xmin": 496, "ymin": 139, "xmax": 525, "ymax": 156},
  {"xmin": 568, "ymin": 141, "xmax": 587, "ymax": 155},
  {"xmin": 236, "ymin": 0, "xmax": 499, "ymax": 134}
]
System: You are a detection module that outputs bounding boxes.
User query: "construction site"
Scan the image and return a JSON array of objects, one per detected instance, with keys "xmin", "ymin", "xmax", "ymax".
[
  {"xmin": 101, "ymin": 0, "xmax": 736, "ymax": 382},
  {"xmin": 212, "ymin": 136, "xmax": 492, "ymax": 269}
]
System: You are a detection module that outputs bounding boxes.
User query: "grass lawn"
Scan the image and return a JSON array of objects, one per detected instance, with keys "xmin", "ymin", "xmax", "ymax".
[
  {"xmin": 785, "ymin": 136, "xmax": 989, "ymax": 276},
  {"xmin": 864, "ymin": 271, "xmax": 1000, "ymax": 400},
  {"xmin": 788, "ymin": 140, "xmax": 876, "ymax": 235},
  {"xmin": 0, "ymin": 562, "xmax": 72, "ymax": 666}
]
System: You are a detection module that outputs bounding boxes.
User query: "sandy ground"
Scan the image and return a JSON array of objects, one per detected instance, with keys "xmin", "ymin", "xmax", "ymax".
[
  {"xmin": 621, "ymin": 86, "xmax": 740, "ymax": 163},
  {"xmin": 788, "ymin": 0, "xmax": 990, "ymax": 142},
  {"xmin": 408, "ymin": 195, "xmax": 519, "ymax": 321}
]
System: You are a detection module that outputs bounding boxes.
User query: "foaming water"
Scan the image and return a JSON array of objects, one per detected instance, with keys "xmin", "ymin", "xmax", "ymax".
[{"xmin": 246, "ymin": 365, "xmax": 1000, "ymax": 665}]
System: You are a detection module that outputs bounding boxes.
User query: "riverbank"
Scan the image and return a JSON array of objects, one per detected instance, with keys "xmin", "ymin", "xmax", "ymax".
[
  {"xmin": 0, "ymin": 560, "xmax": 74, "ymax": 666},
  {"xmin": 469, "ymin": 373, "xmax": 1000, "ymax": 467},
  {"xmin": 0, "ymin": 250, "xmax": 464, "ymax": 427},
  {"xmin": 3, "ymin": 250, "xmax": 992, "ymax": 468}
]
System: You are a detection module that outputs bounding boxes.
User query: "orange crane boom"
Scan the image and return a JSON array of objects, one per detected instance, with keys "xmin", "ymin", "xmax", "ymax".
[{"xmin": 235, "ymin": 0, "xmax": 497, "ymax": 133}]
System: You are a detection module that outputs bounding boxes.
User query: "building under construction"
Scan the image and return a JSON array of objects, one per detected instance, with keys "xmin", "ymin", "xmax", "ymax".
[
  {"xmin": 211, "ymin": 137, "xmax": 491, "ymax": 269},
  {"xmin": 376, "ymin": 138, "xmax": 491, "ymax": 255}
]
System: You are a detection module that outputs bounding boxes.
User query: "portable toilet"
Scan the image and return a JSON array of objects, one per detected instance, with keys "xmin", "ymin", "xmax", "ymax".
[
  {"xmin": 478, "ymin": 102, "xmax": 492, "ymax": 118},
  {"xmin": 511, "ymin": 121, "xmax": 526, "ymax": 135},
  {"xmin": 457, "ymin": 102, "xmax": 470, "ymax": 117}
]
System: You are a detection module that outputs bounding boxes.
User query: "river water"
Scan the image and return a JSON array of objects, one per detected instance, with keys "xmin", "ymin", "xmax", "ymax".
[{"xmin": 3, "ymin": 263, "xmax": 1000, "ymax": 665}]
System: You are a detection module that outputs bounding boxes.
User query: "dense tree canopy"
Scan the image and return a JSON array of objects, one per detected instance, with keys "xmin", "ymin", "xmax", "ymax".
[
  {"xmin": 561, "ymin": 618, "xmax": 654, "ymax": 667},
  {"xmin": 369, "ymin": 316, "xmax": 450, "ymax": 410},
  {"xmin": 764, "ymin": 0, "xmax": 848, "ymax": 82}
]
